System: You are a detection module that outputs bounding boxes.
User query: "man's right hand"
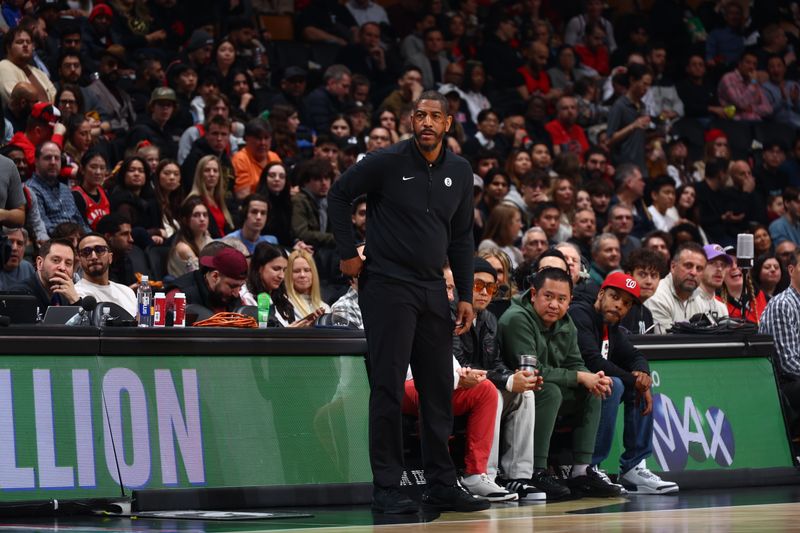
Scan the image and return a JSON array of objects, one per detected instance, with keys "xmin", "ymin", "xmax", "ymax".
[
  {"xmin": 578, "ymin": 370, "xmax": 613, "ymax": 398},
  {"xmin": 340, "ymin": 256, "xmax": 364, "ymax": 277}
]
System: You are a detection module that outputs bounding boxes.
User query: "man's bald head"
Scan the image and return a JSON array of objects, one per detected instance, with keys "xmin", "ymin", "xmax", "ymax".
[{"xmin": 10, "ymin": 81, "xmax": 36, "ymax": 105}]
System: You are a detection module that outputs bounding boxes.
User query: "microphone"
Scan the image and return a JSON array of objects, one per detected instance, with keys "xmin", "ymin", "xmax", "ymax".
[
  {"xmin": 736, "ymin": 234, "xmax": 754, "ymax": 270},
  {"xmin": 65, "ymin": 296, "xmax": 98, "ymax": 326}
]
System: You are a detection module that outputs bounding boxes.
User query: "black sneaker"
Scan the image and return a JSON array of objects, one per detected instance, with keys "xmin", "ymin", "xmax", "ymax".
[
  {"xmin": 421, "ymin": 484, "xmax": 492, "ymax": 512},
  {"xmin": 530, "ymin": 470, "xmax": 571, "ymax": 500},
  {"xmin": 567, "ymin": 466, "xmax": 628, "ymax": 498},
  {"xmin": 371, "ymin": 487, "xmax": 419, "ymax": 514}
]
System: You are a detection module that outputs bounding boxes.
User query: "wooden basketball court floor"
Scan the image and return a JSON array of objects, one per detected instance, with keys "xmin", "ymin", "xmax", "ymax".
[{"xmin": 1, "ymin": 485, "xmax": 800, "ymax": 532}]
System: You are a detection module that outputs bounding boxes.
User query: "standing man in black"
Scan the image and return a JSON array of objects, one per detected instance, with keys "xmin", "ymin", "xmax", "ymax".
[{"xmin": 328, "ymin": 91, "xmax": 486, "ymax": 514}]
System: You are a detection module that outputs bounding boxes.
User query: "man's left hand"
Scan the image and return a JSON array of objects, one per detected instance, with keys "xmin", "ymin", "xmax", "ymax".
[
  {"xmin": 50, "ymin": 270, "xmax": 80, "ymax": 305},
  {"xmin": 631, "ymin": 370, "xmax": 652, "ymax": 393},
  {"xmin": 639, "ymin": 388, "xmax": 653, "ymax": 415},
  {"xmin": 454, "ymin": 301, "xmax": 473, "ymax": 335}
]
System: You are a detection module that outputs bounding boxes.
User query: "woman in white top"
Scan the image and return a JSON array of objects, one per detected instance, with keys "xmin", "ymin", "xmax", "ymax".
[
  {"xmin": 285, "ymin": 249, "xmax": 330, "ymax": 318},
  {"xmin": 647, "ymin": 175, "xmax": 680, "ymax": 232},
  {"xmin": 167, "ymin": 196, "xmax": 213, "ymax": 277}
]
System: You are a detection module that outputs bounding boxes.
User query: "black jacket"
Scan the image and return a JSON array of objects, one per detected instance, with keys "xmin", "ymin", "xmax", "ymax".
[
  {"xmin": 328, "ymin": 138, "xmax": 475, "ymax": 302},
  {"xmin": 568, "ymin": 299, "xmax": 650, "ymax": 389},
  {"xmin": 166, "ymin": 270, "xmax": 239, "ymax": 313},
  {"xmin": 453, "ymin": 309, "xmax": 514, "ymax": 389},
  {"xmin": 620, "ymin": 302, "xmax": 654, "ymax": 335}
]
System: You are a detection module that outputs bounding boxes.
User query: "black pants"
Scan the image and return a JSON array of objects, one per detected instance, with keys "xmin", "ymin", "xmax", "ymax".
[{"xmin": 359, "ymin": 273, "xmax": 457, "ymax": 489}]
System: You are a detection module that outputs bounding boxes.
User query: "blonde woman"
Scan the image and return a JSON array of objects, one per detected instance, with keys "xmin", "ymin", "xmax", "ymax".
[
  {"xmin": 188, "ymin": 154, "xmax": 233, "ymax": 238},
  {"xmin": 477, "ymin": 248, "xmax": 515, "ymax": 299},
  {"xmin": 478, "ymin": 203, "xmax": 524, "ymax": 269},
  {"xmin": 285, "ymin": 249, "xmax": 330, "ymax": 318}
]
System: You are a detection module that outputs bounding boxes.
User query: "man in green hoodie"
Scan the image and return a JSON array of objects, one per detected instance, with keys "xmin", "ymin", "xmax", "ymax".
[{"xmin": 498, "ymin": 266, "xmax": 625, "ymax": 499}]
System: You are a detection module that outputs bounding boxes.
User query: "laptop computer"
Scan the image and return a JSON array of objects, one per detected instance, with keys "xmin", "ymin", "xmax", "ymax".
[{"xmin": 0, "ymin": 293, "xmax": 39, "ymax": 324}]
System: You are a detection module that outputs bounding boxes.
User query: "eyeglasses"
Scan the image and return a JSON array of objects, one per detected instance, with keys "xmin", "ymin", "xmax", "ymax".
[
  {"xmin": 79, "ymin": 245, "xmax": 109, "ymax": 258},
  {"xmin": 473, "ymin": 279, "xmax": 499, "ymax": 296}
]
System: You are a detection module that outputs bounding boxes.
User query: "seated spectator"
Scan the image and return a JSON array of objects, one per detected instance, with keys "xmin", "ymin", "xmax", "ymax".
[
  {"xmin": 769, "ymin": 186, "xmax": 800, "ymax": 247},
  {"xmin": 548, "ymin": 45, "xmax": 598, "ymax": 95},
  {"xmin": 478, "ymin": 203, "xmax": 524, "ymax": 269},
  {"xmin": 177, "ymin": 94, "xmax": 234, "ymax": 165},
  {"xmin": 225, "ymin": 68, "xmax": 260, "ymax": 122},
  {"xmin": 756, "ymin": 142, "xmax": 790, "ymax": 205},
  {"xmin": 226, "ymin": 194, "xmax": 278, "ymax": 254},
  {"xmin": 240, "ymin": 243, "xmax": 320, "ymax": 327},
  {"xmin": 231, "ymin": 118, "xmax": 281, "ymax": 199},
  {"xmin": 705, "ymin": 1, "xmax": 746, "ymax": 69},
  {"xmin": 516, "ymin": 41, "xmax": 560, "ymax": 103},
  {"xmin": 9, "ymin": 101, "xmax": 65, "ymax": 172},
  {"xmin": 549, "ymin": 176, "xmax": 577, "ymax": 242},
  {"xmin": 285, "ymin": 249, "xmax": 330, "ymax": 318},
  {"xmin": 759, "ymin": 249, "xmax": 800, "ymax": 427},
  {"xmin": 476, "ymin": 168, "xmax": 510, "ymax": 224},
  {"xmin": 754, "ymin": 253, "xmax": 789, "ymax": 301},
  {"xmin": 74, "ymin": 232, "xmax": 137, "ymax": 317},
  {"xmin": 96, "ymin": 213, "xmax": 136, "ymax": 287},
  {"xmin": 570, "ymin": 272, "xmax": 678, "ymax": 494},
  {"xmin": 303, "ymin": 64, "xmax": 352, "ymax": 133},
  {"xmin": 166, "ymin": 244, "xmax": 247, "ymax": 314},
  {"xmin": 346, "ymin": 0, "xmax": 389, "ymax": 27},
  {"xmin": 291, "ymin": 159, "xmax": 335, "ymax": 248},
  {"xmin": 408, "ymin": 28, "xmax": 450, "ymax": 90},
  {"xmin": 6, "ymin": 81, "xmax": 36, "ymax": 135},
  {"xmin": 26, "ymin": 141, "xmax": 88, "ymax": 237},
  {"xmin": 752, "ymin": 224, "xmax": 774, "ymax": 257},
  {"xmin": 645, "ymin": 242, "xmax": 726, "ymax": 331},
  {"xmin": 255, "ymin": 162, "xmax": 294, "ymax": 248},
  {"xmin": 762, "ymin": 56, "xmax": 800, "ymax": 129},
  {"xmin": 126, "ymin": 87, "xmax": 182, "ymax": 161},
  {"xmin": 498, "ymin": 267, "xmax": 622, "ymax": 499},
  {"xmin": 698, "ymin": 244, "xmax": 733, "ymax": 315},
  {"xmin": 777, "ymin": 241, "xmax": 798, "ymax": 268},
  {"xmin": 12, "ymin": 238, "xmax": 80, "ymax": 310},
  {"xmin": 380, "ymin": 66, "xmax": 424, "ymax": 119},
  {"xmin": 0, "ymin": 27, "xmax": 56, "ymax": 105},
  {"xmin": 0, "ymin": 149, "xmax": 25, "ymax": 229},
  {"xmin": 521, "ymin": 226, "xmax": 549, "ymax": 264},
  {"xmin": 62, "ymin": 114, "xmax": 95, "ymax": 167},
  {"xmin": 71, "ymin": 150, "xmax": 110, "ymax": 231},
  {"xmin": 717, "ymin": 51, "xmax": 772, "ymax": 121},
  {"xmin": 478, "ymin": 14, "xmax": 524, "ymax": 91},
  {"xmin": 0, "ymin": 226, "xmax": 34, "ymax": 290},
  {"xmin": 608, "ymin": 204, "xmax": 641, "ymax": 262},
  {"xmin": 296, "ymin": 0, "xmax": 357, "ymax": 46},
  {"xmin": 188, "ymin": 155, "xmax": 234, "ymax": 238},
  {"xmin": 676, "ymin": 54, "xmax": 726, "ymax": 123},
  {"xmin": 621, "ymin": 248, "xmax": 663, "ymax": 334},
  {"xmin": 574, "ymin": 21, "xmax": 610, "ymax": 77},
  {"xmin": 586, "ymin": 178, "xmax": 613, "ymax": 230},
  {"xmin": 643, "ymin": 43, "xmax": 684, "ymax": 123},
  {"xmin": 108, "ymin": 156, "xmax": 162, "ymax": 246},
  {"xmin": 153, "ymin": 160, "xmax": 184, "ymax": 240},
  {"xmin": 719, "ymin": 255, "xmax": 768, "ymax": 323},
  {"xmin": 545, "ymin": 96, "xmax": 589, "ymax": 160},
  {"xmin": 589, "ymin": 233, "xmax": 621, "ymax": 285},
  {"xmin": 566, "ymin": 208, "xmax": 596, "ymax": 261},
  {"xmin": 407, "ymin": 262, "xmax": 520, "ymax": 503},
  {"xmin": 181, "ymin": 115, "xmax": 234, "ymax": 190},
  {"xmin": 167, "ymin": 197, "xmax": 213, "ymax": 278},
  {"xmin": 83, "ymin": 45, "xmax": 137, "ymax": 137},
  {"xmin": 351, "ymin": 195, "xmax": 367, "ymax": 243},
  {"xmin": 462, "ymin": 109, "xmax": 501, "ymax": 158},
  {"xmin": 564, "ymin": 0, "xmax": 616, "ymax": 52},
  {"xmin": 611, "ymin": 164, "xmax": 654, "ymax": 239},
  {"xmin": 531, "ymin": 201, "xmax": 561, "ymax": 245},
  {"xmin": 647, "ymin": 176, "xmax": 680, "ymax": 231}
]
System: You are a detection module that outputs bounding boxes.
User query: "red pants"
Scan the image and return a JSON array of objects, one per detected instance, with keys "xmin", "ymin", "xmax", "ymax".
[{"xmin": 402, "ymin": 379, "xmax": 498, "ymax": 474}]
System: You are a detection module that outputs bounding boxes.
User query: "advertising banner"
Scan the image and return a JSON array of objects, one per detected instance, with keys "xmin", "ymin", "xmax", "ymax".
[{"xmin": 0, "ymin": 355, "xmax": 371, "ymax": 500}]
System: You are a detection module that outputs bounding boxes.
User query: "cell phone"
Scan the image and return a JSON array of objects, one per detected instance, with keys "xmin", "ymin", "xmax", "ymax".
[{"xmin": 302, "ymin": 307, "xmax": 325, "ymax": 322}]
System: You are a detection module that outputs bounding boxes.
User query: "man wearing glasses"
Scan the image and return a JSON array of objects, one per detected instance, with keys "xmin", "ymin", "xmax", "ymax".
[
  {"xmin": 451, "ymin": 257, "xmax": 543, "ymax": 502},
  {"xmin": 74, "ymin": 233, "xmax": 137, "ymax": 316}
]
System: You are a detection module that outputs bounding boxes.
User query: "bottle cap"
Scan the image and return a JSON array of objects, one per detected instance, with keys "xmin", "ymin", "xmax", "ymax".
[{"xmin": 141, "ymin": 275, "xmax": 149, "ymax": 282}]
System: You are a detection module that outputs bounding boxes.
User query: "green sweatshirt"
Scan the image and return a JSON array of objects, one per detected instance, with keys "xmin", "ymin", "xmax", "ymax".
[{"xmin": 498, "ymin": 289, "xmax": 588, "ymax": 388}]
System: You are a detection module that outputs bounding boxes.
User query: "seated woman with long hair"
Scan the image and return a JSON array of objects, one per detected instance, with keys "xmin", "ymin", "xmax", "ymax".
[
  {"xmin": 256, "ymin": 161, "xmax": 293, "ymax": 247},
  {"xmin": 108, "ymin": 155, "xmax": 164, "ymax": 245},
  {"xmin": 718, "ymin": 259, "xmax": 768, "ymax": 323},
  {"xmin": 240, "ymin": 243, "xmax": 322, "ymax": 327},
  {"xmin": 285, "ymin": 249, "xmax": 330, "ymax": 319},
  {"xmin": 187, "ymin": 154, "xmax": 233, "ymax": 238},
  {"xmin": 167, "ymin": 196, "xmax": 214, "ymax": 277},
  {"xmin": 478, "ymin": 203, "xmax": 524, "ymax": 269},
  {"xmin": 753, "ymin": 253, "xmax": 790, "ymax": 301},
  {"xmin": 153, "ymin": 159, "xmax": 184, "ymax": 239},
  {"xmin": 71, "ymin": 150, "xmax": 110, "ymax": 230}
]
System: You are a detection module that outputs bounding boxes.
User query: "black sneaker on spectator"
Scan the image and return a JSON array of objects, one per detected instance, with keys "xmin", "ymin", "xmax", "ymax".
[
  {"xmin": 421, "ymin": 483, "xmax": 492, "ymax": 512},
  {"xmin": 371, "ymin": 487, "xmax": 419, "ymax": 514},
  {"xmin": 530, "ymin": 470, "xmax": 571, "ymax": 500},
  {"xmin": 567, "ymin": 466, "xmax": 628, "ymax": 498},
  {"xmin": 502, "ymin": 478, "xmax": 546, "ymax": 502}
]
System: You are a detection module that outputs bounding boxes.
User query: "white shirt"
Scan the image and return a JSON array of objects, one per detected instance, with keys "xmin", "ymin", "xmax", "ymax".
[
  {"xmin": 75, "ymin": 278, "xmax": 137, "ymax": 318},
  {"xmin": 647, "ymin": 205, "xmax": 680, "ymax": 232}
]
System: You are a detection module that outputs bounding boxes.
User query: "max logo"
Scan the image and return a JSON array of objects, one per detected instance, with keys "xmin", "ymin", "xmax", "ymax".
[{"xmin": 651, "ymin": 393, "xmax": 735, "ymax": 472}]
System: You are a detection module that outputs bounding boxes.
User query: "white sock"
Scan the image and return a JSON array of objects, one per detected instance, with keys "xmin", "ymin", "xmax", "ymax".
[
  {"xmin": 461, "ymin": 473, "xmax": 481, "ymax": 483},
  {"xmin": 571, "ymin": 464, "xmax": 589, "ymax": 478}
]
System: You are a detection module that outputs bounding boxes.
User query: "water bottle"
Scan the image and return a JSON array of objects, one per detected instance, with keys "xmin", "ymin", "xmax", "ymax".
[
  {"xmin": 101, "ymin": 306, "xmax": 111, "ymax": 326},
  {"xmin": 137, "ymin": 275, "xmax": 152, "ymax": 327},
  {"xmin": 257, "ymin": 292, "xmax": 271, "ymax": 329}
]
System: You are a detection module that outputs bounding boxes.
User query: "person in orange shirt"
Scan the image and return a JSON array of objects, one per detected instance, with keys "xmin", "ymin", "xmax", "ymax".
[{"xmin": 232, "ymin": 118, "xmax": 281, "ymax": 200}]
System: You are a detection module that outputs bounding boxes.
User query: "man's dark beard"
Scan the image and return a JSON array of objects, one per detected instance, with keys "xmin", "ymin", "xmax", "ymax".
[{"xmin": 207, "ymin": 286, "xmax": 234, "ymax": 308}]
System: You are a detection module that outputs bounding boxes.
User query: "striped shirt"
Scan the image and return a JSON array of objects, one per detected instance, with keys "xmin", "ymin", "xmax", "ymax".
[{"xmin": 760, "ymin": 286, "xmax": 800, "ymax": 378}]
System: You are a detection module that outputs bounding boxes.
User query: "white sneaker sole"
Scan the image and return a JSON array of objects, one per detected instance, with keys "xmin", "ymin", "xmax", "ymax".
[
  {"xmin": 519, "ymin": 492, "xmax": 547, "ymax": 502},
  {"xmin": 472, "ymin": 492, "xmax": 519, "ymax": 502},
  {"xmin": 623, "ymin": 483, "xmax": 679, "ymax": 495}
]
